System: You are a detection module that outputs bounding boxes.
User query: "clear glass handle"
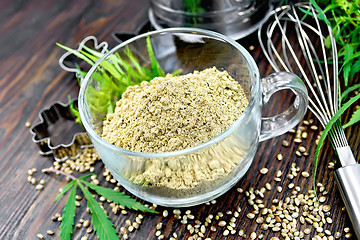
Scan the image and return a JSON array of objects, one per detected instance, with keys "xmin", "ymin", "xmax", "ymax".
[{"xmin": 259, "ymin": 72, "xmax": 308, "ymax": 142}]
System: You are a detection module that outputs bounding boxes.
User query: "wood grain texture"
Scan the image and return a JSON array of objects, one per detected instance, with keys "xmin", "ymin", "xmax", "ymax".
[{"xmin": 0, "ymin": 0, "xmax": 359, "ymax": 239}]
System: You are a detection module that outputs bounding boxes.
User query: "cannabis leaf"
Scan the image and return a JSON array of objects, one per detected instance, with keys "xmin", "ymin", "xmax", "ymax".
[
  {"xmin": 82, "ymin": 181, "xmax": 157, "ymax": 213},
  {"xmin": 79, "ymin": 183, "xmax": 118, "ymax": 240},
  {"xmin": 59, "ymin": 185, "xmax": 77, "ymax": 240},
  {"xmin": 343, "ymin": 106, "xmax": 360, "ymax": 129},
  {"xmin": 45, "ymin": 169, "xmax": 158, "ymax": 240}
]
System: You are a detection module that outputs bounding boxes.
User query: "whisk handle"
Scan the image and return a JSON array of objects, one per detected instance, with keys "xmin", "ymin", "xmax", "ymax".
[
  {"xmin": 259, "ymin": 72, "xmax": 308, "ymax": 142},
  {"xmin": 335, "ymin": 164, "xmax": 360, "ymax": 239}
]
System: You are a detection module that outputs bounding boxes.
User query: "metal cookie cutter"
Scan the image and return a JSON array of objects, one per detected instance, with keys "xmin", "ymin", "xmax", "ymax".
[
  {"xmin": 59, "ymin": 35, "xmax": 109, "ymax": 75},
  {"xmin": 30, "ymin": 99, "xmax": 93, "ymax": 162}
]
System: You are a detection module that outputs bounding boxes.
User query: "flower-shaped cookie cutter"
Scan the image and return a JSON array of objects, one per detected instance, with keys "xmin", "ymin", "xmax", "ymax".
[
  {"xmin": 30, "ymin": 99, "xmax": 93, "ymax": 162},
  {"xmin": 58, "ymin": 35, "xmax": 109, "ymax": 76}
]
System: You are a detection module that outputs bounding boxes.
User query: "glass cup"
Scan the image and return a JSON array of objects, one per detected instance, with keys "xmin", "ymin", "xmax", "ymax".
[
  {"xmin": 149, "ymin": 0, "xmax": 272, "ymax": 40},
  {"xmin": 78, "ymin": 28, "xmax": 308, "ymax": 207}
]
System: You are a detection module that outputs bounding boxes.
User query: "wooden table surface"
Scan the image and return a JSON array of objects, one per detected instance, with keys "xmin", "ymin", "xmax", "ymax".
[{"xmin": 1, "ymin": 0, "xmax": 359, "ymax": 239}]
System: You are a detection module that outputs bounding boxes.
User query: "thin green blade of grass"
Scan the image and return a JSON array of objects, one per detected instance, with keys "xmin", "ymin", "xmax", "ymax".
[
  {"xmin": 79, "ymin": 183, "xmax": 118, "ymax": 240},
  {"xmin": 59, "ymin": 185, "xmax": 77, "ymax": 240},
  {"xmin": 171, "ymin": 69, "xmax": 182, "ymax": 76},
  {"xmin": 343, "ymin": 44, "xmax": 354, "ymax": 86},
  {"xmin": 107, "ymin": 103, "xmax": 115, "ymax": 115},
  {"xmin": 56, "ymin": 43, "xmax": 95, "ymax": 66},
  {"xmin": 309, "ymin": 0, "xmax": 332, "ymax": 26},
  {"xmin": 67, "ymin": 96, "xmax": 81, "ymax": 125},
  {"xmin": 82, "ymin": 45, "xmax": 106, "ymax": 58},
  {"xmin": 127, "ymin": 67, "xmax": 150, "ymax": 84},
  {"xmin": 80, "ymin": 50, "xmax": 122, "ymax": 80},
  {"xmin": 107, "ymin": 54, "xmax": 126, "ymax": 75},
  {"xmin": 125, "ymin": 47, "xmax": 148, "ymax": 78},
  {"xmin": 146, "ymin": 36, "xmax": 165, "ymax": 77}
]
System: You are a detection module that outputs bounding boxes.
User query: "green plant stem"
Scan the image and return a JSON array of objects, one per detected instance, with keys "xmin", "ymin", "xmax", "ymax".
[{"xmin": 43, "ymin": 168, "xmax": 77, "ymax": 181}]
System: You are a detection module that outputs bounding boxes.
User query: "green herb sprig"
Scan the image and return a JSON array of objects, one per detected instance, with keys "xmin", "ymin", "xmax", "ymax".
[
  {"xmin": 302, "ymin": 1, "xmax": 360, "ymax": 193},
  {"xmin": 183, "ymin": 0, "xmax": 206, "ymax": 25},
  {"xmin": 58, "ymin": 37, "xmax": 180, "ymax": 123},
  {"xmin": 302, "ymin": 1, "xmax": 360, "ymax": 125},
  {"xmin": 315, "ymin": 0, "xmax": 360, "ymax": 87},
  {"xmin": 43, "ymin": 168, "xmax": 157, "ymax": 240}
]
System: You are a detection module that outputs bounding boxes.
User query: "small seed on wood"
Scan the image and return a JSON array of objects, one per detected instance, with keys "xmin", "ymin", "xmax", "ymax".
[
  {"xmin": 83, "ymin": 220, "xmax": 90, "ymax": 228},
  {"xmin": 247, "ymin": 213, "xmax": 255, "ymax": 219},
  {"xmin": 302, "ymin": 171, "xmax": 309, "ymax": 178},
  {"xmin": 260, "ymin": 168, "xmax": 268, "ymax": 174},
  {"xmin": 311, "ymin": 125, "xmax": 318, "ymax": 130},
  {"xmin": 282, "ymin": 140, "xmax": 289, "ymax": 147}
]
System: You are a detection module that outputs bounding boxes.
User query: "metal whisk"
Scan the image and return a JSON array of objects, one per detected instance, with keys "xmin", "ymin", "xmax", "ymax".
[{"xmin": 258, "ymin": 2, "xmax": 360, "ymax": 237}]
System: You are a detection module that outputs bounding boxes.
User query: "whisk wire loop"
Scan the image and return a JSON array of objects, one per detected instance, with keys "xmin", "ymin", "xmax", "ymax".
[{"xmin": 258, "ymin": 2, "xmax": 349, "ymax": 150}]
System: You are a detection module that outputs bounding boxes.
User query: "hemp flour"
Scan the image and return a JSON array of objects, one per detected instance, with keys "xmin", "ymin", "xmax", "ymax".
[{"xmin": 102, "ymin": 67, "xmax": 249, "ymax": 193}]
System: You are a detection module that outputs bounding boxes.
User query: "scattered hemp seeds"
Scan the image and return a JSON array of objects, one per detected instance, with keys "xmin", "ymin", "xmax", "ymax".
[
  {"xmin": 117, "ymin": 155, "xmax": 344, "ymax": 240},
  {"xmin": 50, "ymin": 147, "xmax": 100, "ymax": 175},
  {"xmin": 31, "ymin": 94, "xmax": 346, "ymax": 240}
]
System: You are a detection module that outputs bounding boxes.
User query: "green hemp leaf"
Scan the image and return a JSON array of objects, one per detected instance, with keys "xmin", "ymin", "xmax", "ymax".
[
  {"xmin": 49, "ymin": 170, "xmax": 158, "ymax": 240},
  {"xmin": 59, "ymin": 184, "xmax": 77, "ymax": 240},
  {"xmin": 78, "ymin": 183, "xmax": 118, "ymax": 240}
]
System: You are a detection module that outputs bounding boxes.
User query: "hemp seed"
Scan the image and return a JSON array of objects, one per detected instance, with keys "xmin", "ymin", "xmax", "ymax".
[
  {"xmin": 162, "ymin": 210, "xmax": 168, "ymax": 217},
  {"xmin": 83, "ymin": 220, "xmax": 90, "ymax": 228},
  {"xmin": 311, "ymin": 125, "xmax": 318, "ymax": 130},
  {"xmin": 260, "ymin": 168, "xmax": 269, "ymax": 174},
  {"xmin": 345, "ymin": 233, "xmax": 352, "ymax": 238},
  {"xmin": 282, "ymin": 140, "xmax": 290, "ymax": 147},
  {"xmin": 219, "ymin": 221, "xmax": 226, "ymax": 227},
  {"xmin": 301, "ymin": 171, "xmax": 309, "ymax": 178},
  {"xmin": 247, "ymin": 213, "xmax": 255, "ymax": 219}
]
